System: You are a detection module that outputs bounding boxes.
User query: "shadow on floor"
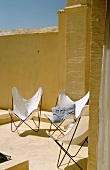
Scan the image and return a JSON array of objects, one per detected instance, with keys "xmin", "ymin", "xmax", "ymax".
[
  {"xmin": 64, "ymin": 158, "xmax": 87, "ymax": 170},
  {"xmin": 19, "ymin": 128, "xmax": 55, "ymax": 137}
]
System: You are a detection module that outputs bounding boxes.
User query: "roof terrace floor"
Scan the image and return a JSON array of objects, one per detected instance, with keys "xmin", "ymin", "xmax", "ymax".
[{"xmin": 0, "ymin": 119, "xmax": 88, "ymax": 170}]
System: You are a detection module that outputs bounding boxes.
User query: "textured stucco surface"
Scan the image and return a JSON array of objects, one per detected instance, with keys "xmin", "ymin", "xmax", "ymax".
[
  {"xmin": 58, "ymin": 10, "xmax": 66, "ymax": 90},
  {"xmin": 0, "ymin": 27, "xmax": 58, "ymax": 111},
  {"xmin": 87, "ymin": 1, "xmax": 106, "ymax": 170},
  {"xmin": 66, "ymin": 0, "xmax": 91, "ymax": 6},
  {"xmin": 65, "ymin": 5, "xmax": 90, "ymax": 100}
]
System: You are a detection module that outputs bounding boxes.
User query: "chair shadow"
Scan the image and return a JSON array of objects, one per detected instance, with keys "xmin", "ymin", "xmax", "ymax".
[
  {"xmin": 78, "ymin": 140, "xmax": 88, "ymax": 147},
  {"xmin": 19, "ymin": 128, "xmax": 55, "ymax": 137},
  {"xmin": 64, "ymin": 158, "xmax": 87, "ymax": 170}
]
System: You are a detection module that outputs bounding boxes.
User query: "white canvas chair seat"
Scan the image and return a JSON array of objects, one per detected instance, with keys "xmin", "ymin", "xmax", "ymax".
[
  {"xmin": 46, "ymin": 105, "xmax": 89, "ymax": 170},
  {"xmin": 45, "ymin": 90, "xmax": 89, "ymax": 135},
  {"xmin": 57, "ymin": 107, "xmax": 89, "ymax": 144},
  {"xmin": 8, "ymin": 87, "xmax": 43, "ymax": 133}
]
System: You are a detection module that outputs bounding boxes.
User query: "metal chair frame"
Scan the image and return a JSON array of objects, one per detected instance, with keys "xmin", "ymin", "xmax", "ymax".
[
  {"xmin": 45, "ymin": 91, "xmax": 89, "ymax": 136},
  {"xmin": 56, "ymin": 118, "xmax": 88, "ymax": 169},
  {"xmin": 9, "ymin": 87, "xmax": 43, "ymax": 133}
]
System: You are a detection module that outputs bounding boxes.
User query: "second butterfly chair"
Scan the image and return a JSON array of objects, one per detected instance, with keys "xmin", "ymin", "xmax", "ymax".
[
  {"xmin": 46, "ymin": 105, "xmax": 89, "ymax": 170},
  {"xmin": 45, "ymin": 90, "xmax": 89, "ymax": 135},
  {"xmin": 8, "ymin": 87, "xmax": 43, "ymax": 133}
]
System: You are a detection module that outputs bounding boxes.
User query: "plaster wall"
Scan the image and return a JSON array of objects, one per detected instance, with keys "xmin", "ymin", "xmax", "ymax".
[
  {"xmin": 87, "ymin": 1, "xmax": 106, "ymax": 169},
  {"xmin": 58, "ymin": 10, "xmax": 66, "ymax": 90},
  {"xmin": 66, "ymin": 0, "xmax": 91, "ymax": 6},
  {"xmin": 0, "ymin": 28, "xmax": 58, "ymax": 111},
  {"xmin": 65, "ymin": 5, "xmax": 90, "ymax": 99}
]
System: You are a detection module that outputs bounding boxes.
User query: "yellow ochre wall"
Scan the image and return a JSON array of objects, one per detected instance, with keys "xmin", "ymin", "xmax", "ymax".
[
  {"xmin": 87, "ymin": 1, "xmax": 106, "ymax": 170},
  {"xmin": 0, "ymin": 0, "xmax": 107, "ymax": 169},
  {"xmin": 64, "ymin": 3, "xmax": 91, "ymax": 100},
  {"xmin": 0, "ymin": 27, "xmax": 58, "ymax": 111},
  {"xmin": 66, "ymin": 0, "xmax": 91, "ymax": 6},
  {"xmin": 65, "ymin": 0, "xmax": 106, "ymax": 170},
  {"xmin": 58, "ymin": 9, "xmax": 66, "ymax": 90}
]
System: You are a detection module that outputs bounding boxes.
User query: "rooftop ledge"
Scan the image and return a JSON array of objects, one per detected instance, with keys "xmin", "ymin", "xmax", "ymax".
[
  {"xmin": 0, "ymin": 159, "xmax": 29, "ymax": 170},
  {"xmin": 0, "ymin": 26, "xmax": 58, "ymax": 36}
]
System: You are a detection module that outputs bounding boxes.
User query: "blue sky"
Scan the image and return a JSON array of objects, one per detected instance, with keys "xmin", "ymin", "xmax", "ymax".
[{"xmin": 0, "ymin": 0, "xmax": 66, "ymax": 31}]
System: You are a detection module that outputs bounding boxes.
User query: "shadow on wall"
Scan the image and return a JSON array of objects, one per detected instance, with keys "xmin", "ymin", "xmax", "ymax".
[{"xmin": 65, "ymin": 158, "xmax": 87, "ymax": 170}]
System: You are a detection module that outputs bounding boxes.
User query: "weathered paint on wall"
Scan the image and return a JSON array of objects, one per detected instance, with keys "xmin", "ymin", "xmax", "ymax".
[
  {"xmin": 0, "ymin": 27, "xmax": 58, "ymax": 111},
  {"xmin": 58, "ymin": 9, "xmax": 66, "ymax": 90},
  {"xmin": 87, "ymin": 1, "xmax": 106, "ymax": 170},
  {"xmin": 65, "ymin": 4, "xmax": 90, "ymax": 100},
  {"xmin": 66, "ymin": 0, "xmax": 91, "ymax": 6}
]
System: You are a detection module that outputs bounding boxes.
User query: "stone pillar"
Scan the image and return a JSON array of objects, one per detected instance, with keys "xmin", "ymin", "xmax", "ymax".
[
  {"xmin": 65, "ymin": 3, "xmax": 91, "ymax": 99},
  {"xmin": 87, "ymin": 0, "xmax": 106, "ymax": 170},
  {"xmin": 58, "ymin": 10, "xmax": 66, "ymax": 90}
]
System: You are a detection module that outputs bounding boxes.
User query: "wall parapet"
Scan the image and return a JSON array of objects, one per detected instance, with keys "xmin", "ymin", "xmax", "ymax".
[{"xmin": 0, "ymin": 26, "xmax": 58, "ymax": 37}]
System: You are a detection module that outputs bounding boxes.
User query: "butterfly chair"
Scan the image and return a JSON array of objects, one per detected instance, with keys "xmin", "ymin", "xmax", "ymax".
[
  {"xmin": 45, "ymin": 91, "xmax": 89, "ymax": 135},
  {"xmin": 46, "ymin": 105, "xmax": 89, "ymax": 170},
  {"xmin": 8, "ymin": 87, "xmax": 43, "ymax": 133}
]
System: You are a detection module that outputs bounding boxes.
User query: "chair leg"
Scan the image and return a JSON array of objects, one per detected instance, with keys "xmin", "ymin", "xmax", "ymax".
[
  {"xmin": 51, "ymin": 121, "xmax": 66, "ymax": 135},
  {"xmin": 37, "ymin": 111, "xmax": 41, "ymax": 128},
  {"xmin": 49, "ymin": 122, "xmax": 52, "ymax": 132},
  {"xmin": 21, "ymin": 115, "xmax": 40, "ymax": 132},
  {"xmin": 37, "ymin": 103, "xmax": 42, "ymax": 129},
  {"xmin": 45, "ymin": 114, "xmax": 66, "ymax": 135},
  {"xmin": 56, "ymin": 140, "xmax": 83, "ymax": 170},
  {"xmin": 9, "ymin": 112, "xmax": 40, "ymax": 133},
  {"xmin": 24, "ymin": 121, "xmax": 39, "ymax": 132},
  {"xmin": 55, "ymin": 118, "xmax": 87, "ymax": 170},
  {"xmin": 57, "ymin": 143, "xmax": 64, "ymax": 167},
  {"xmin": 72, "ymin": 137, "xmax": 88, "ymax": 157},
  {"xmin": 9, "ymin": 112, "xmax": 24, "ymax": 132},
  {"xmin": 68, "ymin": 137, "xmax": 88, "ymax": 165},
  {"xmin": 31, "ymin": 118, "xmax": 40, "ymax": 132}
]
